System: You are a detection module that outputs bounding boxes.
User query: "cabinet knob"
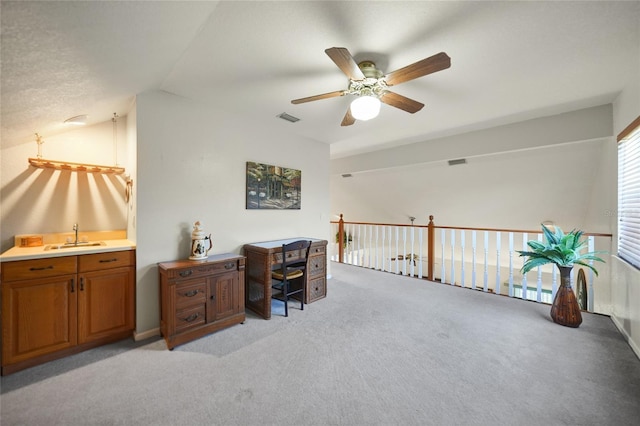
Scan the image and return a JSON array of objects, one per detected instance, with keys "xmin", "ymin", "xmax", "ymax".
[
  {"xmin": 184, "ymin": 289, "xmax": 199, "ymax": 297},
  {"xmin": 224, "ymin": 262, "xmax": 234, "ymax": 270},
  {"xmin": 179, "ymin": 270, "xmax": 193, "ymax": 277}
]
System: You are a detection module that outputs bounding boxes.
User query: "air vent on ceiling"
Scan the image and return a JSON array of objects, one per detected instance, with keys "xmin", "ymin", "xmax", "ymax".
[
  {"xmin": 448, "ymin": 158, "xmax": 467, "ymax": 166},
  {"xmin": 341, "ymin": 173, "xmax": 353, "ymax": 178},
  {"xmin": 277, "ymin": 112, "xmax": 300, "ymax": 123}
]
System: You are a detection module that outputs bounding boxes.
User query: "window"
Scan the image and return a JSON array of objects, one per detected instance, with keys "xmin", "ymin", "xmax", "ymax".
[{"xmin": 617, "ymin": 115, "xmax": 640, "ymax": 269}]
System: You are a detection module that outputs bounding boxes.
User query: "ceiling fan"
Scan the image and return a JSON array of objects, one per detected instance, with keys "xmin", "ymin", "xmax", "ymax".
[{"xmin": 291, "ymin": 47, "xmax": 451, "ymax": 126}]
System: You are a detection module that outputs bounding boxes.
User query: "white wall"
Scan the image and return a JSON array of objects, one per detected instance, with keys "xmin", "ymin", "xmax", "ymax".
[
  {"xmin": 331, "ymin": 105, "xmax": 614, "ymax": 232},
  {"xmin": 0, "ymin": 117, "xmax": 131, "ymax": 252},
  {"xmin": 134, "ymin": 90, "xmax": 330, "ymax": 335},
  {"xmin": 611, "ymin": 68, "xmax": 640, "ymax": 358}
]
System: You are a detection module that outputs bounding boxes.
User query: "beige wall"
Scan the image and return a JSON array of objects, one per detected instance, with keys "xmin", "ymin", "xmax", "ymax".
[
  {"xmin": 134, "ymin": 90, "xmax": 331, "ymax": 335},
  {"xmin": 611, "ymin": 72, "xmax": 640, "ymax": 358},
  {"xmin": 0, "ymin": 117, "xmax": 131, "ymax": 252},
  {"xmin": 331, "ymin": 105, "xmax": 614, "ymax": 232}
]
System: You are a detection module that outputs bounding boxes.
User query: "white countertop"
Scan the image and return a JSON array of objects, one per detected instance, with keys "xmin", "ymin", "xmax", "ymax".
[{"xmin": 0, "ymin": 239, "xmax": 136, "ymax": 262}]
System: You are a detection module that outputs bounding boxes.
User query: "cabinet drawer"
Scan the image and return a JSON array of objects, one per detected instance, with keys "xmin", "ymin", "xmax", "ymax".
[
  {"xmin": 2, "ymin": 256, "xmax": 77, "ymax": 282},
  {"xmin": 175, "ymin": 281, "xmax": 207, "ymax": 309},
  {"xmin": 165, "ymin": 260, "xmax": 238, "ymax": 280},
  {"xmin": 175, "ymin": 305, "xmax": 206, "ymax": 333},
  {"xmin": 79, "ymin": 250, "xmax": 134, "ymax": 272}
]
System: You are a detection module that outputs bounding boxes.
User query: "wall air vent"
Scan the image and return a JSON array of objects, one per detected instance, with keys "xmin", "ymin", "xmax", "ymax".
[
  {"xmin": 447, "ymin": 158, "xmax": 467, "ymax": 166},
  {"xmin": 341, "ymin": 173, "xmax": 353, "ymax": 178},
  {"xmin": 277, "ymin": 112, "xmax": 300, "ymax": 123}
]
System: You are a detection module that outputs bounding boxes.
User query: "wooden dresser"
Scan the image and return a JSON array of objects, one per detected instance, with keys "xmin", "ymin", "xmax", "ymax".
[{"xmin": 158, "ymin": 253, "xmax": 245, "ymax": 350}]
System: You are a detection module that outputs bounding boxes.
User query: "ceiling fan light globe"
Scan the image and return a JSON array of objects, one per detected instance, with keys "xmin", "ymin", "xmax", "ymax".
[{"xmin": 350, "ymin": 96, "xmax": 381, "ymax": 121}]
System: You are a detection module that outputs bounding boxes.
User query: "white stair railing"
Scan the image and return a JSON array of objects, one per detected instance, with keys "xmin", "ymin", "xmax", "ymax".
[{"xmin": 330, "ymin": 216, "xmax": 612, "ymax": 314}]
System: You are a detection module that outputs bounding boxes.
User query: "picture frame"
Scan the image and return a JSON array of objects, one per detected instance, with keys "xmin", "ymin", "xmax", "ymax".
[{"xmin": 246, "ymin": 161, "xmax": 301, "ymax": 209}]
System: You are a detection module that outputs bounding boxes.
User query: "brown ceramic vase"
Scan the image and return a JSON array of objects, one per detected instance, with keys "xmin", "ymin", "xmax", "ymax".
[{"xmin": 550, "ymin": 265, "xmax": 583, "ymax": 327}]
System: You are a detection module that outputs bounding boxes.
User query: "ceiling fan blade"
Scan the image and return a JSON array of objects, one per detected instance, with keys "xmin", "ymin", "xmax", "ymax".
[
  {"xmin": 380, "ymin": 91, "xmax": 424, "ymax": 113},
  {"xmin": 291, "ymin": 90, "xmax": 345, "ymax": 104},
  {"xmin": 325, "ymin": 47, "xmax": 365, "ymax": 80},
  {"xmin": 384, "ymin": 52, "xmax": 451, "ymax": 86},
  {"xmin": 341, "ymin": 107, "xmax": 356, "ymax": 126}
]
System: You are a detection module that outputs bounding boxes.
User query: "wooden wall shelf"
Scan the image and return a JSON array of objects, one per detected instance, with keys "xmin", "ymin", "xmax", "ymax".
[{"xmin": 28, "ymin": 158, "xmax": 125, "ymax": 174}]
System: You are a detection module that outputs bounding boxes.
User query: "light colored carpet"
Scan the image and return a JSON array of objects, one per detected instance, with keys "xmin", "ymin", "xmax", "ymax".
[{"xmin": 1, "ymin": 262, "xmax": 639, "ymax": 426}]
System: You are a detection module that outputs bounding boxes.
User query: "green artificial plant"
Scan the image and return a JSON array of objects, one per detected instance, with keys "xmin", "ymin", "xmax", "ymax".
[{"xmin": 517, "ymin": 224, "xmax": 606, "ymax": 275}]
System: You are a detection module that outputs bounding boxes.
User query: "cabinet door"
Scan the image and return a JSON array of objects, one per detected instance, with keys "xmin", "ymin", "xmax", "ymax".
[
  {"xmin": 78, "ymin": 266, "xmax": 134, "ymax": 344},
  {"xmin": 1, "ymin": 275, "xmax": 77, "ymax": 365},
  {"xmin": 207, "ymin": 270, "xmax": 240, "ymax": 322}
]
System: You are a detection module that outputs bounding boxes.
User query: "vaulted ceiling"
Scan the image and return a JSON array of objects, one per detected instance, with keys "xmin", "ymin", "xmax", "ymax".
[{"xmin": 2, "ymin": 1, "xmax": 638, "ymax": 158}]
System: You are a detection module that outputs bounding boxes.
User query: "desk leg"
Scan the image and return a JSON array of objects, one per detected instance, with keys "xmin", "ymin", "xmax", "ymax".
[{"xmin": 245, "ymin": 250, "xmax": 271, "ymax": 319}]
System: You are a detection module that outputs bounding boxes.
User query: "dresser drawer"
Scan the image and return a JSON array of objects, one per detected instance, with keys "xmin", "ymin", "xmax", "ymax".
[
  {"xmin": 2, "ymin": 256, "xmax": 77, "ymax": 281},
  {"xmin": 165, "ymin": 260, "xmax": 238, "ymax": 280},
  {"xmin": 79, "ymin": 250, "xmax": 134, "ymax": 272},
  {"xmin": 175, "ymin": 281, "xmax": 207, "ymax": 309},
  {"xmin": 175, "ymin": 305, "xmax": 206, "ymax": 333}
]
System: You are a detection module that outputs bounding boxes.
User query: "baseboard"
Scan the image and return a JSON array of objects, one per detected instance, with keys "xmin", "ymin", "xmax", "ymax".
[
  {"xmin": 611, "ymin": 314, "xmax": 640, "ymax": 360},
  {"xmin": 134, "ymin": 327, "xmax": 161, "ymax": 341}
]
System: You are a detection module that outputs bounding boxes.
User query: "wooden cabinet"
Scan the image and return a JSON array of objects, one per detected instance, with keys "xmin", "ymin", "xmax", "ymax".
[
  {"xmin": 78, "ymin": 251, "xmax": 135, "ymax": 344},
  {"xmin": 1, "ymin": 250, "xmax": 135, "ymax": 375},
  {"xmin": 158, "ymin": 254, "xmax": 245, "ymax": 350}
]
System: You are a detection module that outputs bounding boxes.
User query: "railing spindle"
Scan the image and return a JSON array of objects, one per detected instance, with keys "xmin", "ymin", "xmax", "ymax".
[
  {"xmin": 441, "ymin": 229, "xmax": 446, "ymax": 284},
  {"xmin": 521, "ymin": 233, "xmax": 528, "ymax": 300},
  {"xmin": 536, "ymin": 233, "xmax": 543, "ymax": 302},
  {"xmin": 471, "ymin": 231, "xmax": 477, "ymax": 290},
  {"xmin": 450, "ymin": 229, "xmax": 456, "ymax": 286},
  {"xmin": 460, "ymin": 230, "xmax": 466, "ymax": 288},
  {"xmin": 495, "ymin": 232, "xmax": 501, "ymax": 296},
  {"xmin": 418, "ymin": 228, "xmax": 424, "ymax": 279},
  {"xmin": 483, "ymin": 231, "xmax": 489, "ymax": 292},
  {"xmin": 508, "ymin": 232, "xmax": 514, "ymax": 297}
]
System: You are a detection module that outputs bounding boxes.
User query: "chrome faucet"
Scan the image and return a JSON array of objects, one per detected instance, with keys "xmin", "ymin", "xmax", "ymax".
[{"xmin": 73, "ymin": 223, "xmax": 79, "ymax": 245}]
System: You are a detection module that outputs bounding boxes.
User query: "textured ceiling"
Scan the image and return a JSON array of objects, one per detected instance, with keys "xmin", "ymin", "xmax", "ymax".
[{"xmin": 1, "ymin": 1, "xmax": 638, "ymax": 158}]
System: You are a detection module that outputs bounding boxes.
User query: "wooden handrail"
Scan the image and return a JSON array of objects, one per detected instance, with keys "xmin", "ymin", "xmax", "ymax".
[
  {"xmin": 329, "ymin": 218, "xmax": 612, "ymax": 238},
  {"xmin": 331, "ymin": 214, "xmax": 613, "ymax": 276}
]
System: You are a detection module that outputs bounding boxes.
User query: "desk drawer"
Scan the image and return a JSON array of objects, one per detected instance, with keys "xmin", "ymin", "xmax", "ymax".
[
  {"xmin": 310, "ymin": 243, "xmax": 326, "ymax": 256},
  {"xmin": 308, "ymin": 276, "xmax": 326, "ymax": 303},
  {"xmin": 308, "ymin": 257, "xmax": 325, "ymax": 278},
  {"xmin": 166, "ymin": 260, "xmax": 238, "ymax": 280},
  {"xmin": 271, "ymin": 249, "xmax": 305, "ymax": 265},
  {"xmin": 175, "ymin": 305, "xmax": 206, "ymax": 333}
]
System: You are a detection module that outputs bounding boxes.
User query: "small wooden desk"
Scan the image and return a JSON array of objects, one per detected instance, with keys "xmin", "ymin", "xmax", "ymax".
[{"xmin": 244, "ymin": 238, "xmax": 327, "ymax": 319}]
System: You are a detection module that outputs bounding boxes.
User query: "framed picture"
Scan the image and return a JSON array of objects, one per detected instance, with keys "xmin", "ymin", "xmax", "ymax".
[{"xmin": 246, "ymin": 161, "xmax": 301, "ymax": 209}]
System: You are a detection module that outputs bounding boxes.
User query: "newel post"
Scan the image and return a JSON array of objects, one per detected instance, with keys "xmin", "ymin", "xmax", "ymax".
[
  {"xmin": 427, "ymin": 215, "xmax": 435, "ymax": 281},
  {"xmin": 338, "ymin": 213, "xmax": 345, "ymax": 263}
]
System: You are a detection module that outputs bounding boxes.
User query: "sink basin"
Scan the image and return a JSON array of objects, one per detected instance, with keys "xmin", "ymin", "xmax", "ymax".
[{"xmin": 44, "ymin": 242, "xmax": 106, "ymax": 250}]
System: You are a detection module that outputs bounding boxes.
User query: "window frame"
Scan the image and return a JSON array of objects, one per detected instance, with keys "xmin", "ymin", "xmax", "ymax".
[{"xmin": 617, "ymin": 115, "xmax": 640, "ymax": 270}]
